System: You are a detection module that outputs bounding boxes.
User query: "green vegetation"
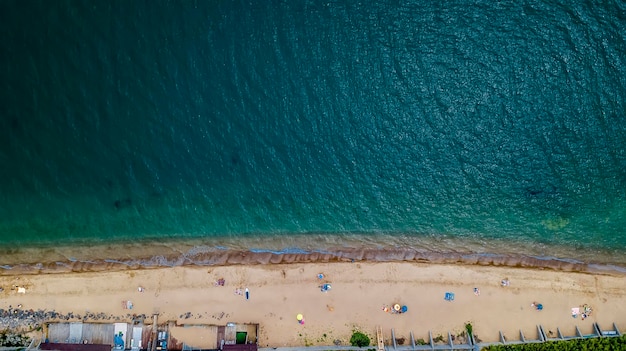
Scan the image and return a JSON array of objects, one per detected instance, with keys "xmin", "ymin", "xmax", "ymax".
[
  {"xmin": 465, "ymin": 322, "xmax": 474, "ymax": 344},
  {"xmin": 481, "ymin": 335, "xmax": 626, "ymax": 350},
  {"xmin": 316, "ymin": 331, "xmax": 331, "ymax": 343},
  {"xmin": 297, "ymin": 332, "xmax": 312, "ymax": 346},
  {"xmin": 0, "ymin": 331, "xmax": 30, "ymax": 347},
  {"xmin": 350, "ymin": 331, "xmax": 371, "ymax": 347}
]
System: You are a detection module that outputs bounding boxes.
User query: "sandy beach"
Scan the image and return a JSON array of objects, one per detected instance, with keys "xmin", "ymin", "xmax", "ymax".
[{"xmin": 1, "ymin": 261, "xmax": 625, "ymax": 347}]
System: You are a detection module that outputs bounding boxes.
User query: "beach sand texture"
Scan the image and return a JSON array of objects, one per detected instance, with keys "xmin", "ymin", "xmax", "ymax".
[{"xmin": 1, "ymin": 262, "xmax": 625, "ymax": 347}]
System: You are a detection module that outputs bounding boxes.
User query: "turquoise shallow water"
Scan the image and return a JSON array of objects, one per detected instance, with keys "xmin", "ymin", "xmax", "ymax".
[{"xmin": 0, "ymin": 1, "xmax": 625, "ymax": 265}]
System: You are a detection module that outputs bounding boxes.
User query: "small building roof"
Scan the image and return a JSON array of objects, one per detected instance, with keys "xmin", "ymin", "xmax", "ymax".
[{"xmin": 224, "ymin": 343, "xmax": 258, "ymax": 351}]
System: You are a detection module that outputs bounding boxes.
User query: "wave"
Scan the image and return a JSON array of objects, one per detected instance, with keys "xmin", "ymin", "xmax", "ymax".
[{"xmin": 1, "ymin": 234, "xmax": 625, "ymax": 276}]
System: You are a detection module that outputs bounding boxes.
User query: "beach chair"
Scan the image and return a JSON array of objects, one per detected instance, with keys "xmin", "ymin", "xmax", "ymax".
[{"xmin": 444, "ymin": 292, "xmax": 455, "ymax": 301}]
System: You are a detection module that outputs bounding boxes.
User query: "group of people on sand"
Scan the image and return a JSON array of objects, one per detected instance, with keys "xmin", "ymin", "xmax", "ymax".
[
  {"xmin": 211, "ymin": 277, "xmax": 249, "ymax": 300},
  {"xmin": 580, "ymin": 304, "xmax": 593, "ymax": 320}
]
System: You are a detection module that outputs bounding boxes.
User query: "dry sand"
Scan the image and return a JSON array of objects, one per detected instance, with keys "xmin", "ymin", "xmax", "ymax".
[{"xmin": 1, "ymin": 262, "xmax": 625, "ymax": 347}]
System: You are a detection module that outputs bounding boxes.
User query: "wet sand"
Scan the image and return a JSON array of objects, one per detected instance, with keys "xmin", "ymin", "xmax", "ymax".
[{"xmin": 2, "ymin": 235, "xmax": 626, "ymax": 276}]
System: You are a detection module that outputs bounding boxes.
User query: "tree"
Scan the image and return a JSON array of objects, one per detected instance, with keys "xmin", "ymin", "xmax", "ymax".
[{"xmin": 350, "ymin": 331, "xmax": 371, "ymax": 347}]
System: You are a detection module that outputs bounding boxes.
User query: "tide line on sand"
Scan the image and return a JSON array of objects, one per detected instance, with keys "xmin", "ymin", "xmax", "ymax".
[{"xmin": 1, "ymin": 246, "xmax": 625, "ymax": 276}]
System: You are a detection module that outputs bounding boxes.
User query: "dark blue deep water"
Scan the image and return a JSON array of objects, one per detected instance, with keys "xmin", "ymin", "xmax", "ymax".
[{"xmin": 1, "ymin": 1, "xmax": 625, "ymax": 262}]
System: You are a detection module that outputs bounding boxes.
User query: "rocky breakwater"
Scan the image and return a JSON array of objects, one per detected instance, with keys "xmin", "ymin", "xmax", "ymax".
[{"xmin": 0, "ymin": 306, "xmax": 148, "ymax": 332}]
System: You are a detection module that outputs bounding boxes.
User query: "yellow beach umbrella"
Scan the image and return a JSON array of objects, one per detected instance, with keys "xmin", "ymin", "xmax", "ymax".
[{"xmin": 296, "ymin": 314, "xmax": 303, "ymax": 321}]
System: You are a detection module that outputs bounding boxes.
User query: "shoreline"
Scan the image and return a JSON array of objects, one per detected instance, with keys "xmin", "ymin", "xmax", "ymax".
[
  {"xmin": 2, "ymin": 238, "xmax": 626, "ymax": 276},
  {"xmin": 2, "ymin": 234, "xmax": 625, "ymax": 347}
]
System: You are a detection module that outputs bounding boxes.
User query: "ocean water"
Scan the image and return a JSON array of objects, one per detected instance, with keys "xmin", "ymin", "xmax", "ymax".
[{"xmin": 1, "ymin": 1, "xmax": 625, "ymax": 269}]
